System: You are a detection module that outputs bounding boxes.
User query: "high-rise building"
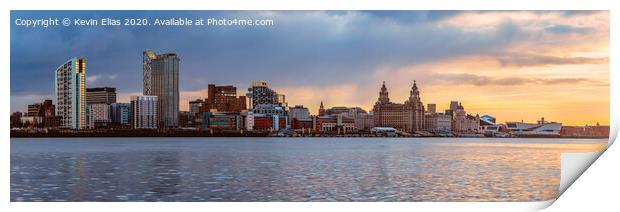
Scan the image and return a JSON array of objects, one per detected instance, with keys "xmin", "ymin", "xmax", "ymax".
[
  {"xmin": 86, "ymin": 87, "xmax": 116, "ymax": 104},
  {"xmin": 247, "ymin": 80, "xmax": 283, "ymax": 109},
  {"xmin": 130, "ymin": 95, "xmax": 158, "ymax": 129},
  {"xmin": 202, "ymin": 84, "xmax": 246, "ymax": 113},
  {"xmin": 110, "ymin": 103, "xmax": 130, "ymax": 127},
  {"xmin": 372, "ymin": 81, "xmax": 425, "ymax": 132},
  {"xmin": 86, "ymin": 103, "xmax": 111, "ymax": 129},
  {"xmin": 143, "ymin": 50, "xmax": 179, "ymax": 128},
  {"xmin": 55, "ymin": 57, "xmax": 86, "ymax": 129}
]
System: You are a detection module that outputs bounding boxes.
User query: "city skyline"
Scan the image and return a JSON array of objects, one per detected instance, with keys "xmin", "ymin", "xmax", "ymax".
[{"xmin": 10, "ymin": 11, "xmax": 610, "ymax": 125}]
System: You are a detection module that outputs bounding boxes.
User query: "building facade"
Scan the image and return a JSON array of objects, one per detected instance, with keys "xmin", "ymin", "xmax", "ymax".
[
  {"xmin": 189, "ymin": 99, "xmax": 204, "ymax": 117},
  {"xmin": 130, "ymin": 95, "xmax": 158, "ymax": 129},
  {"xmin": 143, "ymin": 50, "xmax": 179, "ymax": 128},
  {"xmin": 86, "ymin": 87, "xmax": 116, "ymax": 105},
  {"xmin": 290, "ymin": 105, "xmax": 310, "ymax": 120},
  {"xmin": 55, "ymin": 57, "xmax": 87, "ymax": 129},
  {"xmin": 86, "ymin": 103, "xmax": 111, "ymax": 129},
  {"xmin": 451, "ymin": 102, "xmax": 480, "ymax": 133},
  {"xmin": 246, "ymin": 81, "xmax": 285, "ymax": 109},
  {"xmin": 110, "ymin": 103, "xmax": 130, "ymax": 127},
  {"xmin": 202, "ymin": 84, "xmax": 246, "ymax": 113},
  {"xmin": 372, "ymin": 81, "xmax": 425, "ymax": 133},
  {"xmin": 424, "ymin": 113, "xmax": 452, "ymax": 133}
]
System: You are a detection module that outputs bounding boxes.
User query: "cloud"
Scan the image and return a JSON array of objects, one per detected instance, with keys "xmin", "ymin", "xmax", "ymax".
[
  {"xmin": 86, "ymin": 74, "xmax": 120, "ymax": 84},
  {"xmin": 495, "ymin": 54, "xmax": 608, "ymax": 67},
  {"xmin": 428, "ymin": 72, "xmax": 595, "ymax": 86},
  {"xmin": 544, "ymin": 24, "xmax": 593, "ymax": 34}
]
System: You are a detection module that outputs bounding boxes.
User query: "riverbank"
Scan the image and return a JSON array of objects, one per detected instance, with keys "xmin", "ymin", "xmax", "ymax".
[{"xmin": 9, "ymin": 129, "xmax": 609, "ymax": 139}]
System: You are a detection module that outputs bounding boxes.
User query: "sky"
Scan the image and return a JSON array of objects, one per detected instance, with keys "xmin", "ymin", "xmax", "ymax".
[{"xmin": 10, "ymin": 11, "xmax": 609, "ymax": 125}]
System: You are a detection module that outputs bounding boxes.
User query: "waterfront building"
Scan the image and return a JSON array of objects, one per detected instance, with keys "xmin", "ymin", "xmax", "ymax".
[
  {"xmin": 354, "ymin": 112, "xmax": 374, "ymax": 131},
  {"xmin": 201, "ymin": 84, "xmax": 246, "ymax": 113},
  {"xmin": 86, "ymin": 103, "xmax": 111, "ymax": 129},
  {"xmin": 110, "ymin": 103, "xmax": 130, "ymax": 127},
  {"xmin": 479, "ymin": 115, "xmax": 500, "ymax": 134},
  {"xmin": 201, "ymin": 112, "xmax": 241, "ymax": 130},
  {"xmin": 506, "ymin": 117, "xmax": 561, "ymax": 136},
  {"xmin": 86, "ymin": 87, "xmax": 116, "ymax": 105},
  {"xmin": 246, "ymin": 80, "xmax": 285, "ymax": 109},
  {"xmin": 130, "ymin": 95, "xmax": 158, "ymax": 129},
  {"xmin": 143, "ymin": 50, "xmax": 179, "ymax": 128},
  {"xmin": 372, "ymin": 81, "xmax": 425, "ymax": 133},
  {"xmin": 561, "ymin": 123, "xmax": 609, "ymax": 138},
  {"xmin": 291, "ymin": 117, "xmax": 315, "ymax": 132},
  {"xmin": 55, "ymin": 57, "xmax": 87, "ymax": 129},
  {"xmin": 324, "ymin": 106, "xmax": 367, "ymax": 119},
  {"xmin": 316, "ymin": 114, "xmax": 357, "ymax": 133},
  {"xmin": 246, "ymin": 113, "xmax": 286, "ymax": 131},
  {"xmin": 450, "ymin": 102, "xmax": 480, "ymax": 133},
  {"xmin": 189, "ymin": 99, "xmax": 204, "ymax": 117},
  {"xmin": 290, "ymin": 105, "xmax": 311, "ymax": 120},
  {"xmin": 424, "ymin": 112, "xmax": 452, "ymax": 133}
]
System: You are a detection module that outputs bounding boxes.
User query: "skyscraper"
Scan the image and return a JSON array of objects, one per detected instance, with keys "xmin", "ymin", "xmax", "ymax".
[
  {"xmin": 55, "ymin": 57, "xmax": 86, "ymax": 129},
  {"xmin": 86, "ymin": 87, "xmax": 117, "ymax": 104},
  {"xmin": 130, "ymin": 95, "xmax": 158, "ymax": 129},
  {"xmin": 143, "ymin": 50, "xmax": 179, "ymax": 128}
]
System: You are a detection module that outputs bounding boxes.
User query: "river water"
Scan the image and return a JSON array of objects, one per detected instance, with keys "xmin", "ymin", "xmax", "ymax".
[{"xmin": 10, "ymin": 137, "xmax": 607, "ymax": 202}]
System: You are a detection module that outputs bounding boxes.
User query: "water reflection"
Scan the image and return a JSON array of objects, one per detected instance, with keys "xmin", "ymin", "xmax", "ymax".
[{"xmin": 10, "ymin": 137, "xmax": 607, "ymax": 202}]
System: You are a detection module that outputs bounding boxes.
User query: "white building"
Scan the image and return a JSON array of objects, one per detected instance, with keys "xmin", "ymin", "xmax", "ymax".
[
  {"xmin": 506, "ymin": 117, "xmax": 562, "ymax": 136},
  {"xmin": 130, "ymin": 95, "xmax": 158, "ymax": 129},
  {"xmin": 55, "ymin": 57, "xmax": 87, "ymax": 129}
]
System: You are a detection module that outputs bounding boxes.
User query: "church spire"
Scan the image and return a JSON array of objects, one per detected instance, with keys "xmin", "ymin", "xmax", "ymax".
[{"xmin": 318, "ymin": 100, "xmax": 325, "ymax": 116}]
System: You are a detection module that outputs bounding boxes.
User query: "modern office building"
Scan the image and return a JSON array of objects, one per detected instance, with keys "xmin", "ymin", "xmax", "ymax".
[
  {"xmin": 202, "ymin": 84, "xmax": 246, "ymax": 113},
  {"xmin": 86, "ymin": 87, "xmax": 116, "ymax": 104},
  {"xmin": 143, "ymin": 50, "xmax": 179, "ymax": 128},
  {"xmin": 130, "ymin": 95, "xmax": 158, "ymax": 129},
  {"xmin": 372, "ymin": 81, "xmax": 425, "ymax": 132},
  {"xmin": 110, "ymin": 102, "xmax": 130, "ymax": 127},
  {"xmin": 246, "ymin": 80, "xmax": 285, "ymax": 109},
  {"xmin": 55, "ymin": 57, "xmax": 87, "ymax": 129},
  {"xmin": 86, "ymin": 103, "xmax": 111, "ymax": 129}
]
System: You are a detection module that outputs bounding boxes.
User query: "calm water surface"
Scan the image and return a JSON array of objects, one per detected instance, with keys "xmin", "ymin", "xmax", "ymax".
[{"xmin": 10, "ymin": 137, "xmax": 607, "ymax": 202}]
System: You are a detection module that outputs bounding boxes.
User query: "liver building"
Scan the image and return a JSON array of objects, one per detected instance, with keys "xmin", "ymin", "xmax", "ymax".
[{"xmin": 372, "ymin": 81, "xmax": 425, "ymax": 132}]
